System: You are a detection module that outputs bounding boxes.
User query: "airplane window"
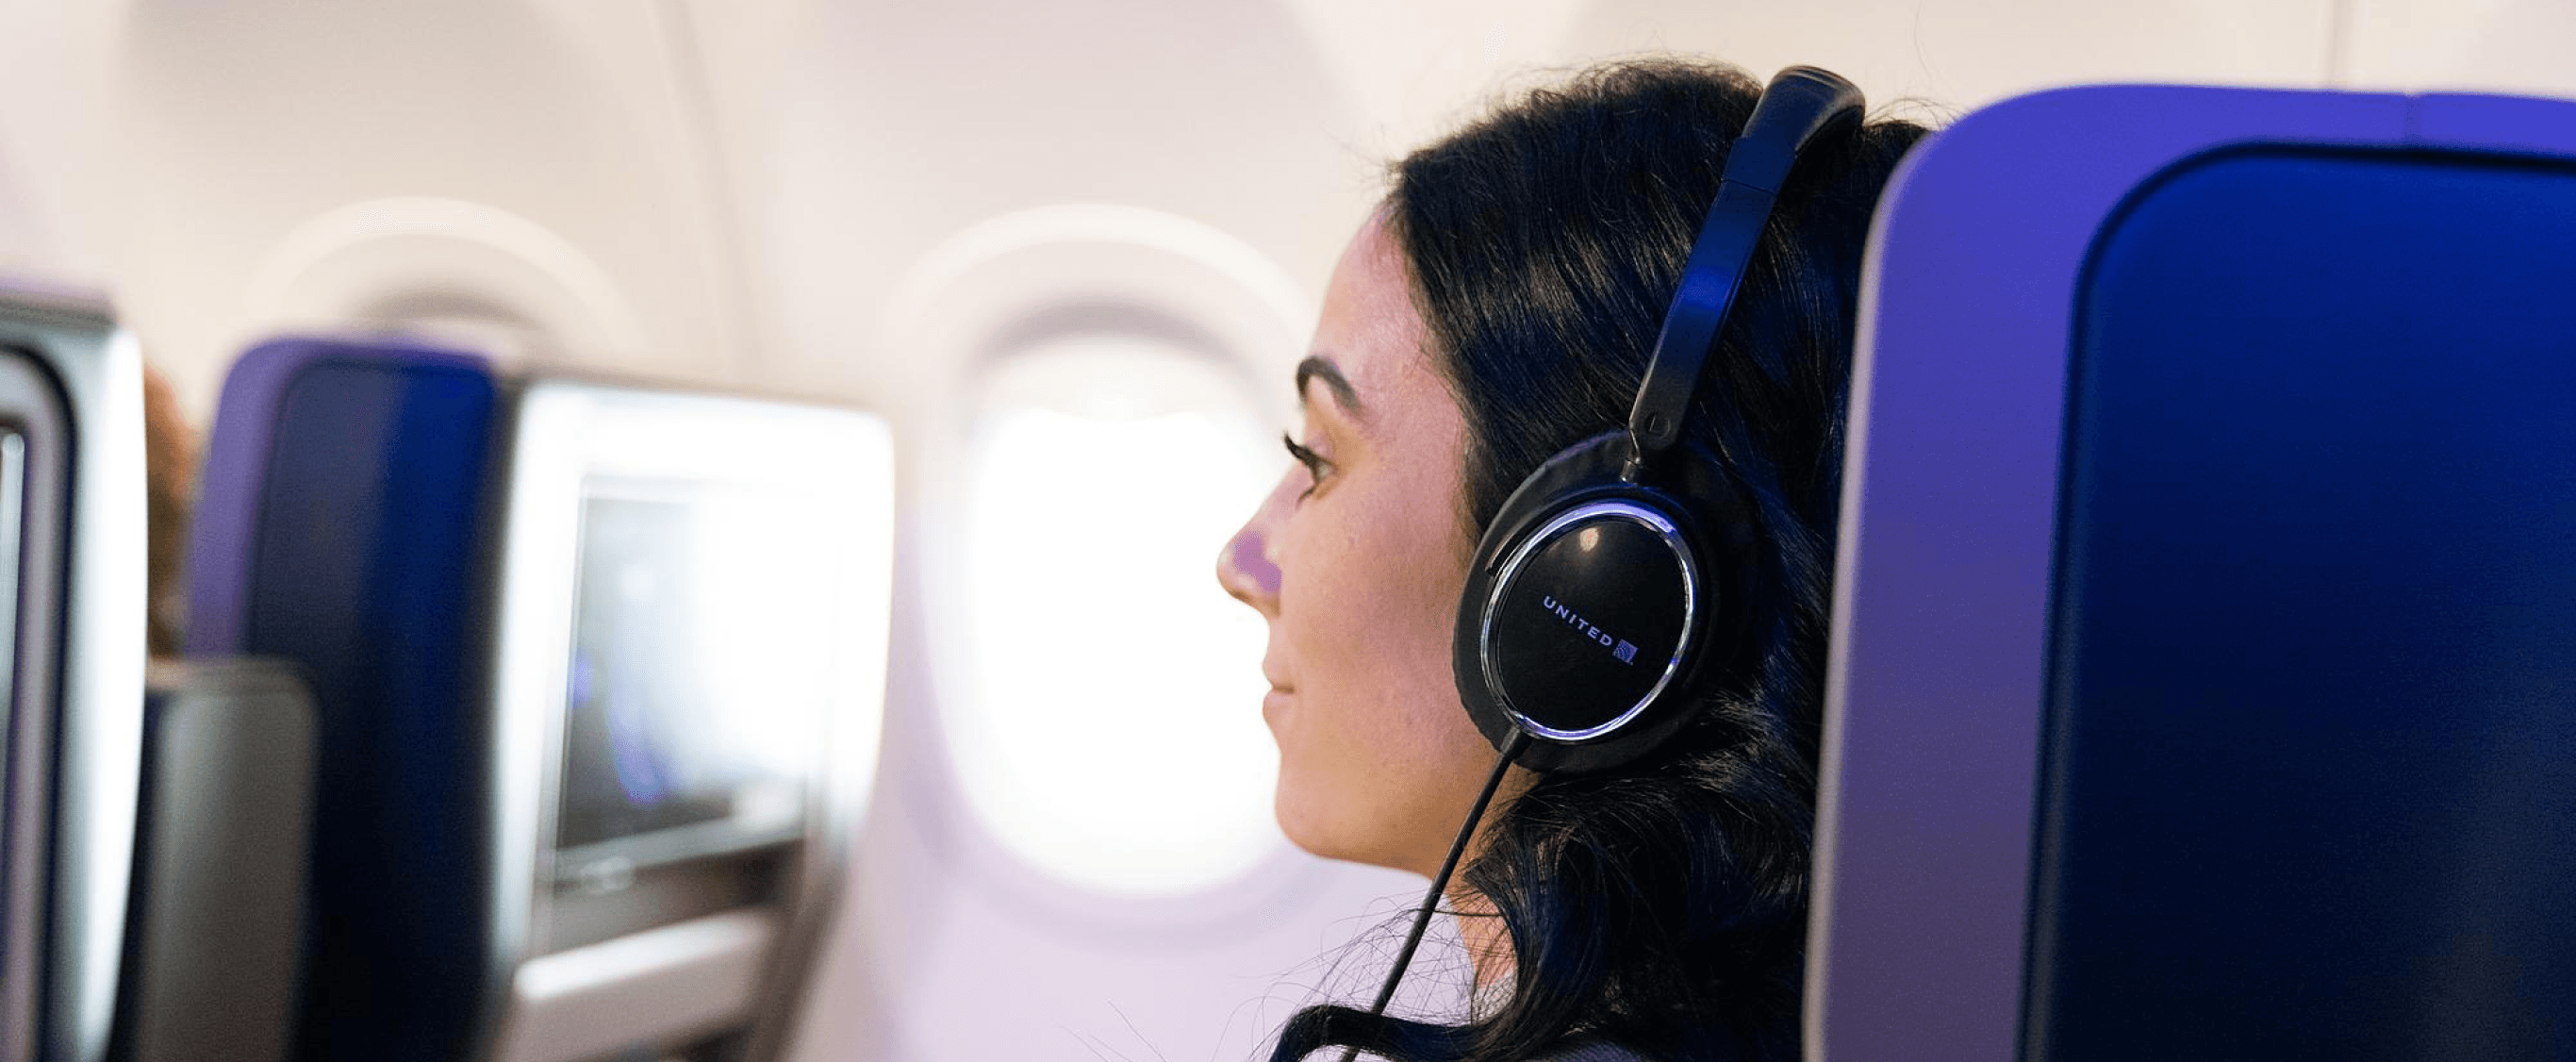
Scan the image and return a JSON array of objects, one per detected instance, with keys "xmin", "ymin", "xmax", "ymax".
[{"xmin": 951, "ymin": 329, "xmax": 1280, "ymax": 897}]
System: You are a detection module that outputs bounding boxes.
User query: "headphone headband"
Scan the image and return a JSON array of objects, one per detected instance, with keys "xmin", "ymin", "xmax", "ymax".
[{"xmin": 1626, "ymin": 66, "xmax": 1865, "ymax": 473}]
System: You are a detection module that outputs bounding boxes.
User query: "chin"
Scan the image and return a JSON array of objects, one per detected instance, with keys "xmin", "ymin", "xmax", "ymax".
[
  {"xmin": 1273, "ymin": 775, "xmax": 1419, "ymax": 874},
  {"xmin": 1272, "ymin": 772, "xmax": 1331, "ymax": 858},
  {"xmin": 1273, "ymin": 773, "xmax": 1362, "ymax": 866}
]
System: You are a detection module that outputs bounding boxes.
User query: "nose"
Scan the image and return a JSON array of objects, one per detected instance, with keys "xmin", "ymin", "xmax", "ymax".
[{"xmin": 1216, "ymin": 497, "xmax": 1283, "ymax": 617}]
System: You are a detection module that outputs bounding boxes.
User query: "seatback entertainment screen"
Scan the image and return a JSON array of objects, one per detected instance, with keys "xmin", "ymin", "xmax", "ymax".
[{"xmin": 554, "ymin": 482, "xmax": 827, "ymax": 869}]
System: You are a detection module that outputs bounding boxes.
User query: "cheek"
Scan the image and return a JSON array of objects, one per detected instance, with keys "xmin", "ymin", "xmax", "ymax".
[
  {"xmin": 1268, "ymin": 575, "xmax": 1494, "ymax": 868},
  {"xmin": 1269, "ymin": 491, "xmax": 1489, "ymax": 821},
  {"xmin": 1280, "ymin": 516, "xmax": 1461, "ymax": 722}
]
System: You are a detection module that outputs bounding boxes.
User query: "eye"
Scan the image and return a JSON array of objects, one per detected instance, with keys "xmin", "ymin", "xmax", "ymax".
[{"xmin": 1281, "ymin": 433, "xmax": 1332, "ymax": 499}]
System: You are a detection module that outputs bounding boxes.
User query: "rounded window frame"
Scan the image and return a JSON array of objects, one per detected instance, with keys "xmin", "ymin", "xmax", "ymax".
[{"xmin": 894, "ymin": 205, "xmax": 1335, "ymax": 931}]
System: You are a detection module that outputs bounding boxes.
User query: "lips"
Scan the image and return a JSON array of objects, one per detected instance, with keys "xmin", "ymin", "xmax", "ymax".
[
  {"xmin": 1261, "ymin": 678, "xmax": 1294, "ymax": 725},
  {"xmin": 1261, "ymin": 650, "xmax": 1294, "ymax": 724}
]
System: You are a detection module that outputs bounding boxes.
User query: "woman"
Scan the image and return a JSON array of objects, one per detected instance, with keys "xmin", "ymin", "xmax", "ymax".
[{"xmin": 1216, "ymin": 59, "xmax": 1927, "ymax": 1062}]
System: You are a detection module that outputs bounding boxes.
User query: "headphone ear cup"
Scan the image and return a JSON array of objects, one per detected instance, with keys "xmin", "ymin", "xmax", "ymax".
[{"xmin": 1453, "ymin": 432, "xmax": 1757, "ymax": 774}]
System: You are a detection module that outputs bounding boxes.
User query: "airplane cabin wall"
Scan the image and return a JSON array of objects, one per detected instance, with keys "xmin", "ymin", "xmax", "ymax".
[
  {"xmin": 2342, "ymin": 0, "xmax": 2576, "ymax": 94},
  {"xmin": 0, "ymin": 3, "xmax": 2571, "ymax": 1062},
  {"xmin": 0, "ymin": 0, "xmax": 112, "ymax": 286},
  {"xmin": 98, "ymin": 0, "xmax": 761, "ymax": 423}
]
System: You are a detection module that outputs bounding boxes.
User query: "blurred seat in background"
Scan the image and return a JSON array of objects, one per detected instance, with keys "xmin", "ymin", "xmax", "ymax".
[
  {"xmin": 187, "ymin": 335, "xmax": 896, "ymax": 1062},
  {"xmin": 0, "ymin": 282, "xmax": 145, "ymax": 1062}
]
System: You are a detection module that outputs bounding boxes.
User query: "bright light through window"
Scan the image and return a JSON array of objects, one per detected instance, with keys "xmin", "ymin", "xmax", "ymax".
[{"xmin": 952, "ymin": 333, "xmax": 1281, "ymax": 896}]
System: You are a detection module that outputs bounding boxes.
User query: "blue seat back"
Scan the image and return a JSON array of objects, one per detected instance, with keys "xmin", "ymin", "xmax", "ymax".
[{"xmin": 1815, "ymin": 87, "xmax": 2576, "ymax": 1062}]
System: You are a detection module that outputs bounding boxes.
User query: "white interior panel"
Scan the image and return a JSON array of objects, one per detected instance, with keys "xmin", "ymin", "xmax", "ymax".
[
  {"xmin": 0, "ymin": 0, "xmax": 113, "ymax": 283},
  {"xmin": 2343, "ymin": 0, "xmax": 2576, "ymax": 97},
  {"xmin": 99, "ymin": 0, "xmax": 749, "ymax": 418}
]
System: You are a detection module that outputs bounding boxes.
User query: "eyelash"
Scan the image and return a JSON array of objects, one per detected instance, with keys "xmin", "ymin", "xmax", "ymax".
[{"xmin": 1282, "ymin": 433, "xmax": 1331, "ymax": 498}]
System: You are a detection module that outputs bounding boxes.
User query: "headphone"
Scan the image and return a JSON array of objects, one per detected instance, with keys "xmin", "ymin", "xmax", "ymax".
[
  {"xmin": 1299, "ymin": 69, "xmax": 1874, "ymax": 1059},
  {"xmin": 1452, "ymin": 66, "xmax": 1866, "ymax": 775}
]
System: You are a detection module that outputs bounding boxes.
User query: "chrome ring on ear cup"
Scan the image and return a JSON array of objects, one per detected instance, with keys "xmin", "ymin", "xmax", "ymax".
[
  {"xmin": 1478, "ymin": 500, "xmax": 1698, "ymax": 742},
  {"xmin": 1453, "ymin": 431, "xmax": 1756, "ymax": 774}
]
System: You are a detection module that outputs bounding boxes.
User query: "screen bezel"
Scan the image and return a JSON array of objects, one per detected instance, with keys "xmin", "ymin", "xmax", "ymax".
[
  {"xmin": 0, "ymin": 347, "xmax": 62, "ymax": 1062},
  {"xmin": 490, "ymin": 380, "xmax": 896, "ymax": 900}
]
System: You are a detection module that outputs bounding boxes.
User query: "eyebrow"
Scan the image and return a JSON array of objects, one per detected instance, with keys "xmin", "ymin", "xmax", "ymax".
[{"xmin": 1295, "ymin": 356, "xmax": 1365, "ymax": 418}]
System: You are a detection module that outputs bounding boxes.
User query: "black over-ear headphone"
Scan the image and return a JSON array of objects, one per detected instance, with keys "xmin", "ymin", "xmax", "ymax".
[{"xmin": 1452, "ymin": 66, "xmax": 1865, "ymax": 774}]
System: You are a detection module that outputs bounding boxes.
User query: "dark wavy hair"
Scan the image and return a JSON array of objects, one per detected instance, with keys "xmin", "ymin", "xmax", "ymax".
[{"xmin": 1267, "ymin": 60, "xmax": 1928, "ymax": 1062}]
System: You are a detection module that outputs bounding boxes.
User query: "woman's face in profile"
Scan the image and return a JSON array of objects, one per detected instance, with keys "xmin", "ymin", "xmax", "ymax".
[{"xmin": 1216, "ymin": 215, "xmax": 1509, "ymax": 877}]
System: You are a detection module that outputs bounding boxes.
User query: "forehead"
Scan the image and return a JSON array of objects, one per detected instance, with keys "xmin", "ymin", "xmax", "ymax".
[{"xmin": 1308, "ymin": 216, "xmax": 1444, "ymax": 422}]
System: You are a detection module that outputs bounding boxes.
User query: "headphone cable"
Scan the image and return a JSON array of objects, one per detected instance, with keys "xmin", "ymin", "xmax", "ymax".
[{"xmin": 1339, "ymin": 729, "xmax": 1531, "ymax": 1061}]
